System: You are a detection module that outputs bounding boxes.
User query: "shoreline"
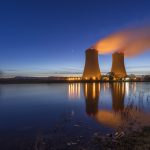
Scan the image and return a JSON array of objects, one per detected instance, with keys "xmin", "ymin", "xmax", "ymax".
[
  {"xmin": 94, "ymin": 126, "xmax": 150, "ymax": 150},
  {"xmin": 1, "ymin": 112, "xmax": 148, "ymax": 150},
  {"xmin": 0, "ymin": 79, "xmax": 150, "ymax": 84}
]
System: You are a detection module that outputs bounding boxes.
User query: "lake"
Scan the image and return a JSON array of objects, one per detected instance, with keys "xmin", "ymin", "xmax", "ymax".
[{"xmin": 0, "ymin": 82, "xmax": 150, "ymax": 149}]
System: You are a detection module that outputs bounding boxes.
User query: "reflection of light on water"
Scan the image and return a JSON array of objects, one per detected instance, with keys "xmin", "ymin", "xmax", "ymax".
[
  {"xmin": 103, "ymin": 83, "xmax": 106, "ymax": 92},
  {"xmin": 68, "ymin": 83, "xmax": 81, "ymax": 99},
  {"xmin": 103, "ymin": 83, "xmax": 109, "ymax": 92},
  {"xmin": 121, "ymin": 82, "xmax": 125, "ymax": 94},
  {"xmin": 78, "ymin": 83, "xmax": 80, "ymax": 98},
  {"xmin": 85, "ymin": 82, "xmax": 150, "ymax": 129},
  {"xmin": 85, "ymin": 83, "xmax": 87, "ymax": 98},
  {"xmin": 125, "ymin": 82, "xmax": 129, "ymax": 96},
  {"xmin": 133, "ymin": 82, "xmax": 136, "ymax": 94},
  {"xmin": 75, "ymin": 83, "xmax": 77, "ymax": 94},
  {"xmin": 95, "ymin": 110, "xmax": 122, "ymax": 128},
  {"xmin": 98, "ymin": 83, "xmax": 100, "ymax": 93},
  {"xmin": 106, "ymin": 83, "xmax": 109, "ymax": 88},
  {"xmin": 93, "ymin": 83, "xmax": 96, "ymax": 99}
]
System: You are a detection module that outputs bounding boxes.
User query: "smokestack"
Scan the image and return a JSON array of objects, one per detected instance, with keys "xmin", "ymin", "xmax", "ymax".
[
  {"xmin": 83, "ymin": 48, "xmax": 101, "ymax": 80},
  {"xmin": 111, "ymin": 52, "xmax": 127, "ymax": 78}
]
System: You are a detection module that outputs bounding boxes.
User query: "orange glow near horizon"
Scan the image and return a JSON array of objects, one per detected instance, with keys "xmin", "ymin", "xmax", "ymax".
[{"xmin": 67, "ymin": 77, "xmax": 81, "ymax": 81}]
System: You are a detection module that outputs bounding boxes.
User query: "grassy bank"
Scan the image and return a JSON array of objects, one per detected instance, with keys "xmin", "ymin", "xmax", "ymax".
[{"xmin": 94, "ymin": 126, "xmax": 150, "ymax": 150}]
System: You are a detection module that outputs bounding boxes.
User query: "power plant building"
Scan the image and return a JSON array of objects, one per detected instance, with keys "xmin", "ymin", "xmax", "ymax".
[
  {"xmin": 83, "ymin": 48, "xmax": 101, "ymax": 80},
  {"xmin": 111, "ymin": 52, "xmax": 127, "ymax": 78}
]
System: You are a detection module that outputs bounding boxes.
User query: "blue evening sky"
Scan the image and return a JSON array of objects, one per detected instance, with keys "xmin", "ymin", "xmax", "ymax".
[{"xmin": 0, "ymin": 0, "xmax": 150, "ymax": 77}]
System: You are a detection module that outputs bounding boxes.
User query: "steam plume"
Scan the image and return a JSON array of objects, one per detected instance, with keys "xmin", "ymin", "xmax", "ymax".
[{"xmin": 92, "ymin": 24, "xmax": 150, "ymax": 57}]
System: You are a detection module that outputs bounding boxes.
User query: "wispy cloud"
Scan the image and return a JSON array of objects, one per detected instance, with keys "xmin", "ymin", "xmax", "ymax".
[{"xmin": 126, "ymin": 65, "xmax": 150, "ymax": 69}]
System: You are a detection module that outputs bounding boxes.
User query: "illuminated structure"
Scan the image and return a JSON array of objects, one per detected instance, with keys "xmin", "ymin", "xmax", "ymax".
[
  {"xmin": 111, "ymin": 52, "xmax": 127, "ymax": 78},
  {"xmin": 83, "ymin": 48, "xmax": 101, "ymax": 80}
]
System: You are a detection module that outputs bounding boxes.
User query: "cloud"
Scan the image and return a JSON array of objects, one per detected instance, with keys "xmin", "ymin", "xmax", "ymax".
[{"xmin": 92, "ymin": 24, "xmax": 150, "ymax": 57}]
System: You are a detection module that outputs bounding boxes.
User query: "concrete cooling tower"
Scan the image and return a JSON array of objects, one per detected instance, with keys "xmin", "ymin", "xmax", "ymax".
[
  {"xmin": 111, "ymin": 52, "xmax": 127, "ymax": 78},
  {"xmin": 83, "ymin": 48, "xmax": 101, "ymax": 80}
]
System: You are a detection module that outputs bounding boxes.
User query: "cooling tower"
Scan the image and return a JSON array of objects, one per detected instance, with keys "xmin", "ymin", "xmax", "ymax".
[
  {"xmin": 111, "ymin": 52, "xmax": 127, "ymax": 78},
  {"xmin": 83, "ymin": 48, "xmax": 101, "ymax": 80}
]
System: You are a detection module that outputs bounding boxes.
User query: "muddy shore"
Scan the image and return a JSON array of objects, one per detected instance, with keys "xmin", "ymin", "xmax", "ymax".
[{"xmin": 0, "ymin": 112, "xmax": 149, "ymax": 150}]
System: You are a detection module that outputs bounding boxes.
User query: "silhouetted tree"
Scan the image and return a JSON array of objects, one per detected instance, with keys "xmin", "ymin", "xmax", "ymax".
[
  {"xmin": 106, "ymin": 72, "xmax": 115, "ymax": 81},
  {"xmin": 0, "ymin": 71, "xmax": 3, "ymax": 77},
  {"xmin": 129, "ymin": 74, "xmax": 136, "ymax": 79}
]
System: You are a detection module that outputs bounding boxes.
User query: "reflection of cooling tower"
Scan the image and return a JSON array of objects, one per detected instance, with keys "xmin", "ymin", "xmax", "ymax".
[
  {"xmin": 111, "ymin": 83, "xmax": 125, "ymax": 112},
  {"xmin": 111, "ymin": 52, "xmax": 127, "ymax": 78},
  {"xmin": 83, "ymin": 48, "xmax": 101, "ymax": 79},
  {"xmin": 83, "ymin": 83, "xmax": 100, "ymax": 116}
]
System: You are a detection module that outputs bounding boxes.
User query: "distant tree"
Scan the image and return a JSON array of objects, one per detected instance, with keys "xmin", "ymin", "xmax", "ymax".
[
  {"xmin": 144, "ymin": 75, "xmax": 150, "ymax": 81},
  {"xmin": 125, "ymin": 74, "xmax": 135, "ymax": 81},
  {"xmin": 0, "ymin": 71, "xmax": 3, "ymax": 78},
  {"xmin": 117, "ymin": 74, "xmax": 124, "ymax": 81},
  {"xmin": 129, "ymin": 74, "xmax": 136, "ymax": 78},
  {"xmin": 101, "ymin": 75, "xmax": 105, "ymax": 81},
  {"xmin": 106, "ymin": 72, "xmax": 115, "ymax": 81}
]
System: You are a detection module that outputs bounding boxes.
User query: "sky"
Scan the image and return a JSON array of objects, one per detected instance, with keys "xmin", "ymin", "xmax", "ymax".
[{"xmin": 0, "ymin": 0, "xmax": 150, "ymax": 77}]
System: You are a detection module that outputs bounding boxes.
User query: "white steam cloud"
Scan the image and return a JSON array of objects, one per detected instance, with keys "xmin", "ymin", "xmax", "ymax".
[{"xmin": 92, "ymin": 24, "xmax": 150, "ymax": 57}]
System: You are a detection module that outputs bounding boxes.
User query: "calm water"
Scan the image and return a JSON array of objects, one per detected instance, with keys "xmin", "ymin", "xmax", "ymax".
[{"xmin": 0, "ymin": 82, "xmax": 150, "ymax": 149}]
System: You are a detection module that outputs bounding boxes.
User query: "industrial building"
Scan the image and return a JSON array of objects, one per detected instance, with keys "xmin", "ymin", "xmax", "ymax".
[
  {"xmin": 82, "ymin": 48, "xmax": 101, "ymax": 80},
  {"xmin": 111, "ymin": 52, "xmax": 127, "ymax": 78}
]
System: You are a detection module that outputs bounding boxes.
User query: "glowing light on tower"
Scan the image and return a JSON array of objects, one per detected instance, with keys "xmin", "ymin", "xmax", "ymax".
[
  {"xmin": 111, "ymin": 52, "xmax": 127, "ymax": 78},
  {"xmin": 83, "ymin": 48, "xmax": 101, "ymax": 80}
]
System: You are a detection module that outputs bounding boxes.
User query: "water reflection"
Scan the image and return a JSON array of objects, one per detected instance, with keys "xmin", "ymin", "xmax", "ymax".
[
  {"xmin": 81, "ymin": 82, "xmax": 150, "ymax": 128},
  {"xmin": 0, "ymin": 83, "xmax": 149, "ymax": 148},
  {"xmin": 125, "ymin": 82, "xmax": 129, "ymax": 96},
  {"xmin": 0, "ymin": 87, "xmax": 1, "ymax": 97},
  {"xmin": 111, "ymin": 83, "xmax": 125, "ymax": 112},
  {"xmin": 82, "ymin": 82, "xmax": 126, "ymax": 114},
  {"xmin": 103, "ymin": 83, "xmax": 110, "ymax": 93},
  {"xmin": 68, "ymin": 83, "xmax": 81, "ymax": 99},
  {"xmin": 83, "ymin": 83, "xmax": 100, "ymax": 115},
  {"xmin": 82, "ymin": 83, "xmax": 123, "ymax": 127}
]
